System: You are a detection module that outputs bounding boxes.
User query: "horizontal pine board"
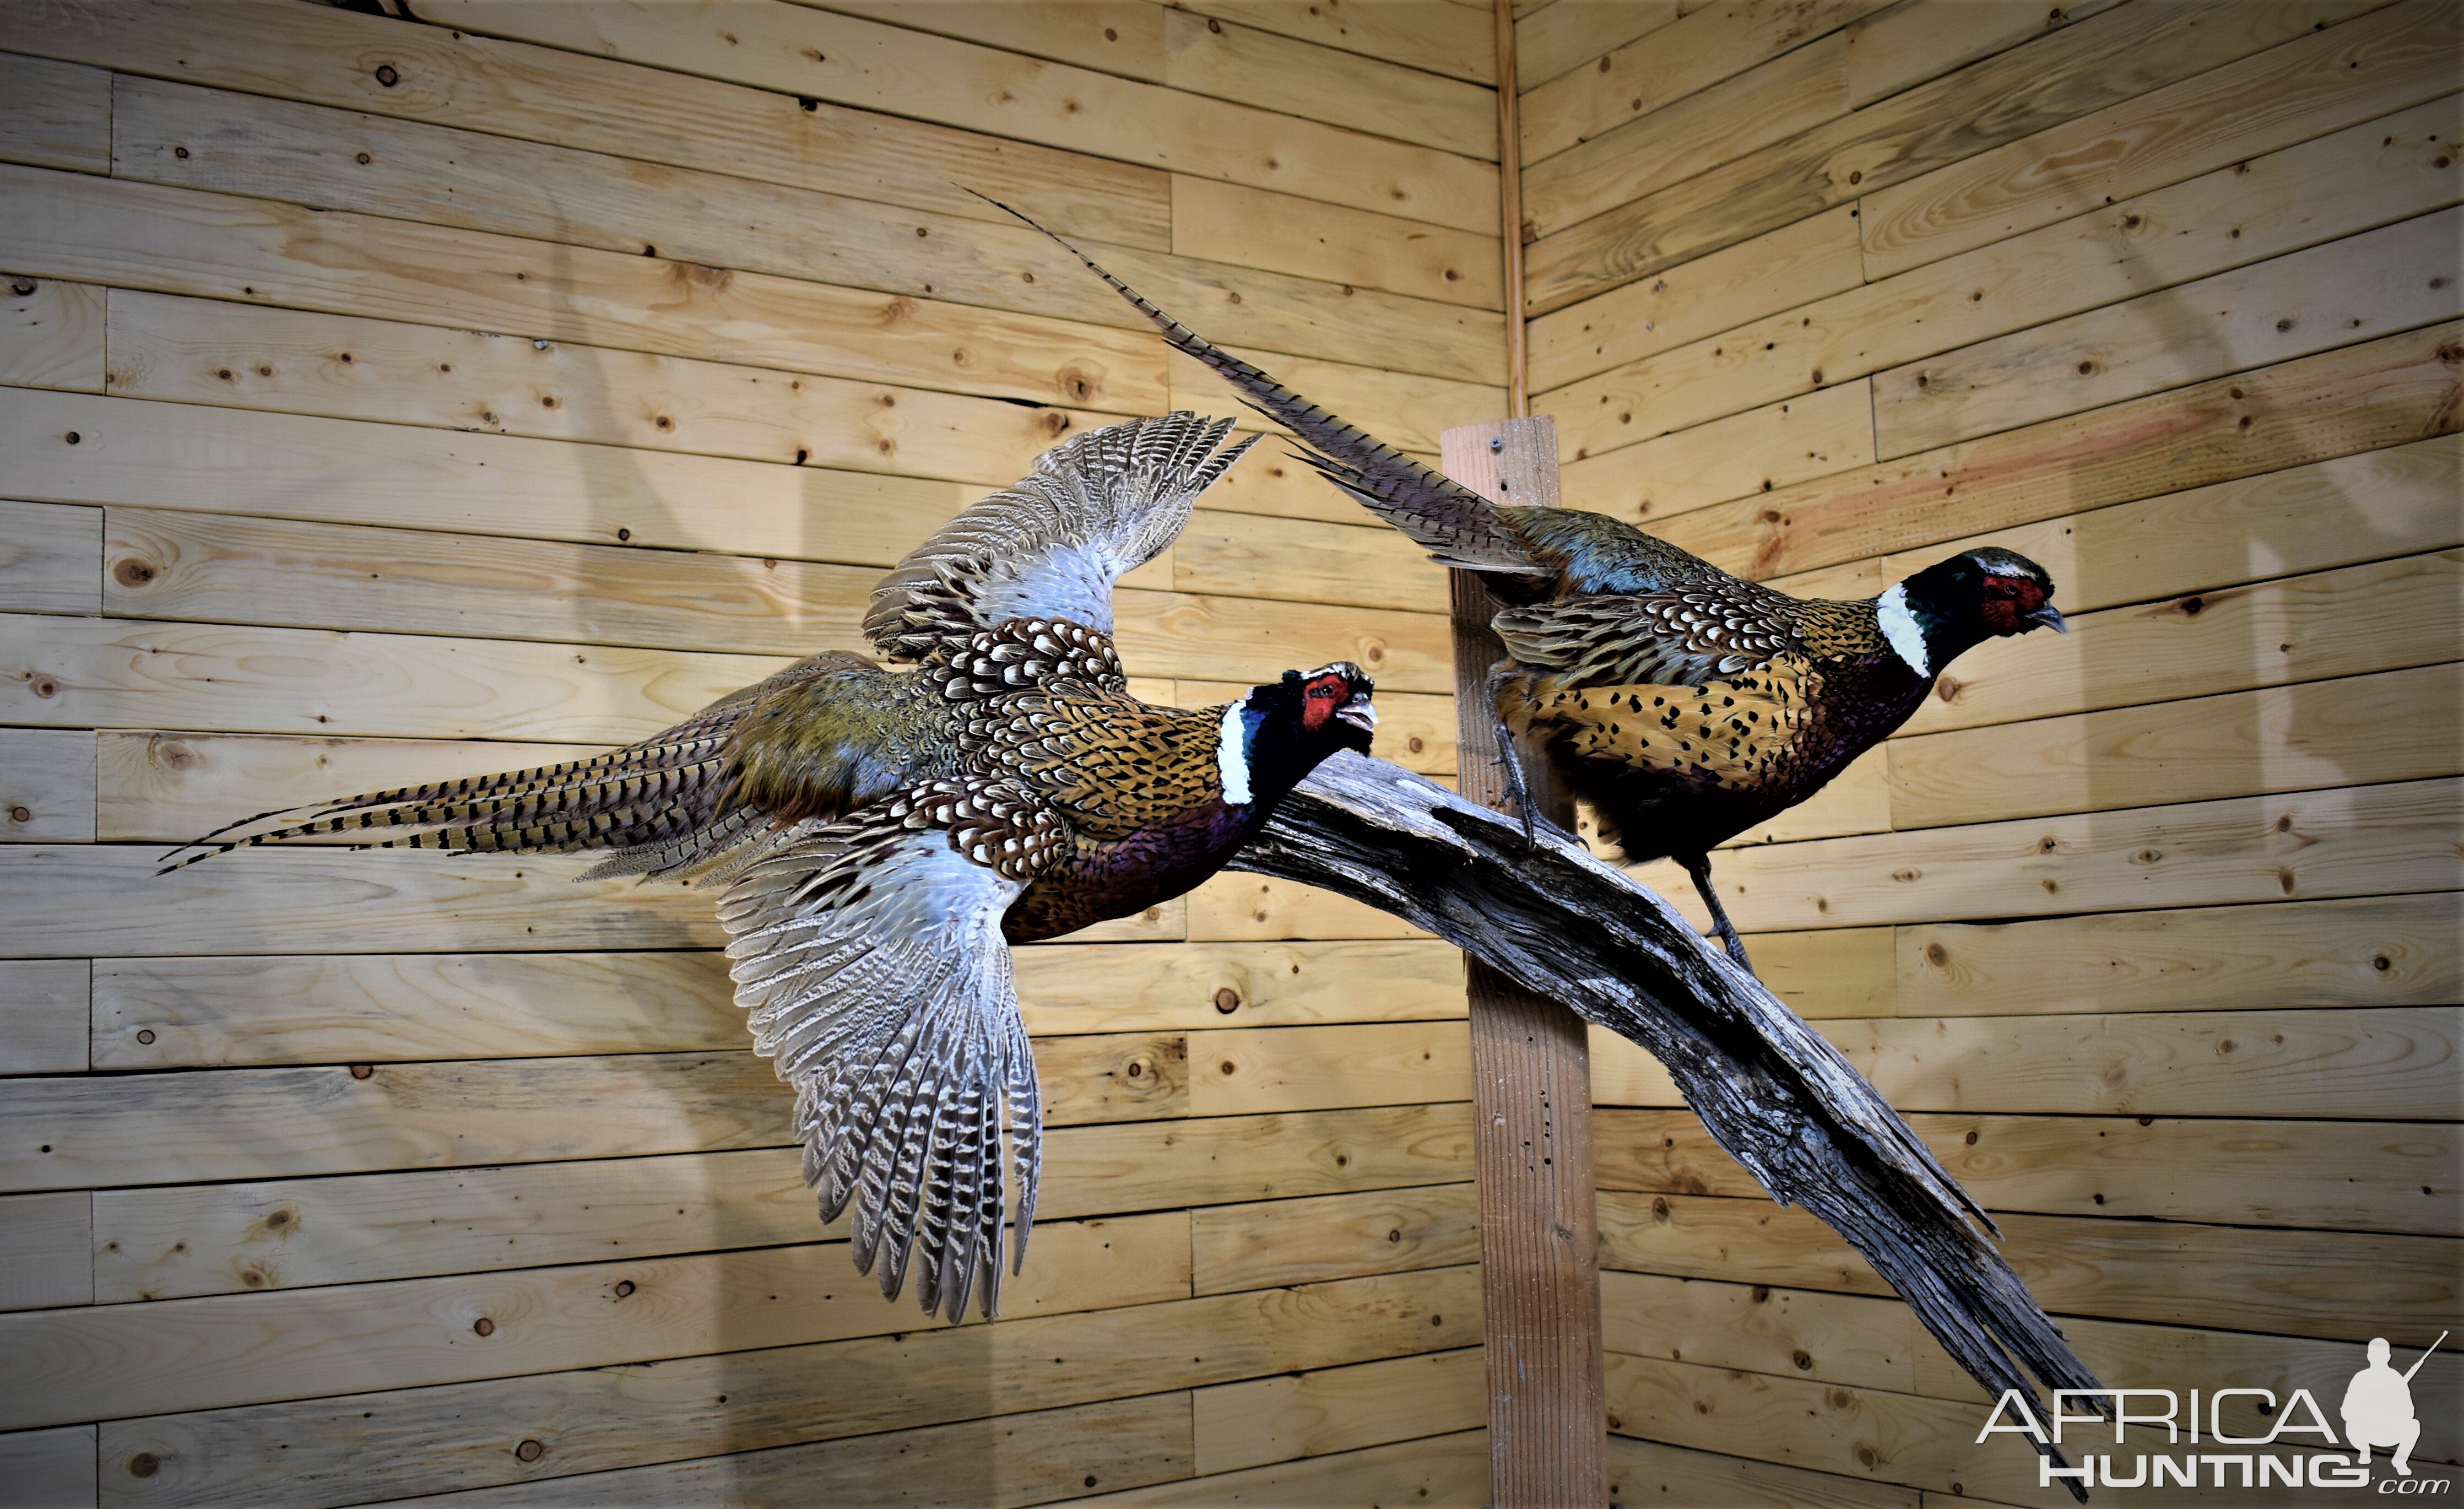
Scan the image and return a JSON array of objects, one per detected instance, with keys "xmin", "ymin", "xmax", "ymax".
[
  {"xmin": 0, "ymin": 959, "xmax": 87, "ymax": 1075},
  {"xmin": 1189, "ymin": 1183, "xmax": 1479, "ymax": 1294},
  {"xmin": 1606, "ymin": 1432, "xmax": 1916, "ymax": 1509},
  {"xmin": 94, "ymin": 1267, "xmax": 1478, "ymax": 1509},
  {"xmin": 1768, "ymin": 434, "xmax": 2463, "ymax": 616},
  {"xmin": 0, "ymin": 163, "xmax": 1161, "ymax": 410},
  {"xmin": 1072, "ymin": 1430, "xmax": 1486, "ymax": 1508},
  {"xmin": 0, "ymin": 1191, "xmax": 92, "ymax": 1312},
  {"xmin": 1888, "ymin": 662, "xmax": 2463, "ymax": 827},
  {"xmin": 1182, "ymin": 1, "xmax": 1494, "ymax": 85},
  {"xmin": 1540, "ymin": 96, "xmax": 2464, "ymax": 464},
  {"xmin": 1861, "ymin": 0, "xmax": 2462, "ymax": 277},
  {"xmin": 1557, "ymin": 383, "xmax": 1876, "ymax": 526},
  {"xmin": 1893, "ymin": 893, "xmax": 2462, "ymax": 1019},
  {"xmin": 1528, "ymin": 205, "xmax": 1862, "ymax": 393},
  {"xmin": 10, "ymin": 0, "xmax": 1176, "ymax": 248},
  {"xmin": 0, "ymin": 1213, "xmax": 1192, "ymax": 1429},
  {"xmin": 1521, "ymin": 0, "xmax": 2387, "ymax": 312},
  {"xmin": 0, "ymin": 1426, "xmax": 93, "ymax": 1509},
  {"xmin": 91, "ymin": 1103, "xmax": 1473, "ymax": 1301},
  {"xmin": 0, "ymin": 727, "xmax": 95, "ymax": 843},
  {"xmin": 419, "ymin": 0, "xmax": 1499, "ymax": 232},
  {"xmin": 1600, "ymin": 1192, "xmax": 2461, "ymax": 1345},
  {"xmin": 0, "ymin": 52, "xmax": 109, "ymax": 174},
  {"xmin": 93, "ymin": 937, "xmax": 1463, "ymax": 1068},
  {"xmin": 1656, "ymin": 320, "xmax": 2461, "ymax": 582},
  {"xmin": 110, "ymin": 76, "xmax": 1501, "ymax": 383},
  {"xmin": 1650, "ymin": 777, "xmax": 2460, "ymax": 933},
  {"xmin": 1900, "ymin": 549, "xmax": 2461, "ymax": 736},
  {"xmin": 101, "ymin": 283, "xmax": 1120, "ymax": 485},
  {"xmin": 1842, "ymin": 0, "xmax": 2125, "ymax": 109},
  {"xmin": 1157, "ymin": 7, "xmax": 1497, "ymax": 160},
  {"xmin": 1, "ymin": 273, "xmax": 104, "ymax": 392},
  {"xmin": 1167, "ymin": 174, "xmax": 1503, "ymax": 311},
  {"xmin": 3, "ymin": 385, "xmax": 979, "ymax": 565},
  {"xmin": 1518, "ymin": 0, "xmax": 1884, "ymax": 164},
  {"xmin": 1597, "ymin": 1107, "xmax": 2457, "ymax": 1234},
  {"xmin": 1876, "ymin": 204, "xmax": 2464, "ymax": 457},
  {"xmin": 1189, "ymin": 1020, "xmax": 1471, "ymax": 1117},
  {"xmin": 1191, "ymin": 1346, "xmax": 1482, "ymax": 1475},
  {"xmin": 1513, "ymin": 0, "xmax": 1683, "ymax": 89},
  {"xmin": 390, "ymin": 1393, "xmax": 1194, "ymax": 1508},
  {"xmin": 0, "ymin": 496, "xmax": 99, "ymax": 614}
]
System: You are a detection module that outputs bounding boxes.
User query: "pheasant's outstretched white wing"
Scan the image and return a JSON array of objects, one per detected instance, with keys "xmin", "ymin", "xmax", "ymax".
[
  {"xmin": 718, "ymin": 777, "xmax": 1068, "ymax": 1321},
  {"xmin": 863, "ymin": 411, "xmax": 1254, "ymax": 665}
]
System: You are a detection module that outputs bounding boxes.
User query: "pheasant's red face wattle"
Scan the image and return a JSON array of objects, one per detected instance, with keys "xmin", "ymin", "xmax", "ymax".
[
  {"xmin": 1978, "ymin": 574, "xmax": 2049, "ymax": 635},
  {"xmin": 1300, "ymin": 672, "xmax": 1350, "ymax": 732}
]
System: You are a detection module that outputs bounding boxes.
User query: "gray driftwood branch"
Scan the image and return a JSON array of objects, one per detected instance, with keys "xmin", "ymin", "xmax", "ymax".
[{"xmin": 1245, "ymin": 751, "xmax": 2104, "ymax": 1493}]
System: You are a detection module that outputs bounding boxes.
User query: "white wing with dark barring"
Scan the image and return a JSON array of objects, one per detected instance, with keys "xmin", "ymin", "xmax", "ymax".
[
  {"xmin": 864, "ymin": 411, "xmax": 1255, "ymax": 663},
  {"xmin": 717, "ymin": 780, "xmax": 1068, "ymax": 1321}
]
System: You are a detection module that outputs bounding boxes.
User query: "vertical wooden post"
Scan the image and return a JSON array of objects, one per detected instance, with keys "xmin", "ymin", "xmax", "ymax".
[
  {"xmin": 1492, "ymin": 0, "xmax": 1530, "ymax": 416},
  {"xmin": 1440, "ymin": 416, "xmax": 1606, "ymax": 1507}
]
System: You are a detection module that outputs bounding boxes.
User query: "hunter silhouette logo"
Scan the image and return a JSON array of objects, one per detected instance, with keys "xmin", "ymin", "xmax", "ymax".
[
  {"xmin": 2346, "ymin": 1334, "xmax": 2443, "ymax": 1477},
  {"xmin": 1978, "ymin": 1332, "xmax": 2449, "ymax": 1492}
]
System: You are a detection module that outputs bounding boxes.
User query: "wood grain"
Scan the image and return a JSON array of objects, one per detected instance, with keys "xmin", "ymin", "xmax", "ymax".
[
  {"xmin": 1519, "ymin": 0, "xmax": 1883, "ymax": 164},
  {"xmin": 421, "ymin": 0, "xmax": 1499, "ymax": 232},
  {"xmin": 95, "ymin": 1268, "xmax": 1479, "ymax": 1509},
  {"xmin": 0, "ymin": 959, "xmax": 87, "ymax": 1076},
  {"xmin": 1190, "ymin": 1347, "xmax": 1483, "ymax": 1474},
  {"xmin": 1168, "ymin": 175, "xmax": 1504, "ymax": 310},
  {"xmin": 13, "ymin": 0, "xmax": 1176, "ymax": 248},
  {"xmin": 1597, "ymin": 1106, "xmax": 2459, "ymax": 1234},
  {"xmin": 1900, "ymin": 549, "xmax": 2461, "ymax": 737},
  {"xmin": 1189, "ymin": 1183, "xmax": 1479, "ymax": 1294},
  {"xmin": 1842, "ymin": 0, "xmax": 2123, "ymax": 109},
  {"xmin": 0, "ymin": 1425, "xmax": 93, "ymax": 1509},
  {"xmin": 1767, "ymin": 434, "xmax": 2464, "ymax": 616},
  {"xmin": 101, "ymin": 283, "xmax": 1118, "ymax": 485},
  {"xmin": 1600, "ymin": 1193, "xmax": 2462, "ymax": 1346},
  {"xmin": 1066, "ymin": 1429, "xmax": 1489, "ymax": 1507},
  {"xmin": 1523, "ymin": 30, "xmax": 1849, "ymax": 245},
  {"xmin": 1512, "ymin": 0, "xmax": 1687, "ymax": 89},
  {"xmin": 2, "ymin": 164, "xmax": 1161, "ymax": 409},
  {"xmin": 0, "ymin": 498, "xmax": 100, "ymax": 614},
  {"xmin": 1, "ymin": 273, "xmax": 104, "ymax": 392},
  {"xmin": 1557, "ymin": 382, "xmax": 1876, "ymax": 526},
  {"xmin": 1160, "ymin": 7, "xmax": 1497, "ymax": 159},
  {"xmin": 0, "ymin": 1190, "xmax": 92, "ymax": 1312},
  {"xmin": 0, "ymin": 52, "xmax": 110, "ymax": 174},
  {"xmin": 3, "ymin": 383, "xmax": 981, "ymax": 566},
  {"xmin": 110, "ymin": 76, "xmax": 1501, "ymax": 384},
  {"xmin": 1523, "ymin": 0, "xmax": 2387, "ymax": 312},
  {"xmin": 1876, "ymin": 205, "xmax": 2464, "ymax": 456},
  {"xmin": 0, "ymin": 1214, "xmax": 1192, "ymax": 1430},
  {"xmin": 1645, "ymin": 777, "xmax": 2462, "ymax": 933},
  {"xmin": 1189, "ymin": 1020, "xmax": 1470, "ymax": 1116},
  {"xmin": 1894, "ymin": 893, "xmax": 2463, "ymax": 1018},
  {"xmin": 1606, "ymin": 1432, "xmax": 1919, "ymax": 1509},
  {"xmin": 0, "ymin": 727, "xmax": 96, "ymax": 843},
  {"xmin": 1174, "ymin": 1, "xmax": 1497, "ymax": 84},
  {"xmin": 1541, "ymin": 98, "xmax": 2464, "ymax": 464},
  {"xmin": 1655, "ymin": 320, "xmax": 2463, "ymax": 583},
  {"xmin": 1528, "ymin": 205, "xmax": 1862, "ymax": 392},
  {"xmin": 1861, "ymin": 0, "xmax": 2462, "ymax": 277},
  {"xmin": 93, "ymin": 1104, "xmax": 1472, "ymax": 1302},
  {"xmin": 1888, "ymin": 662, "xmax": 2464, "ymax": 827}
]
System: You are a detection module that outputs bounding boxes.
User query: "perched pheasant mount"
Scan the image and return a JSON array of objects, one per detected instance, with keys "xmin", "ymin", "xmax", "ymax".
[{"xmin": 972, "ymin": 190, "xmax": 2108, "ymax": 1491}]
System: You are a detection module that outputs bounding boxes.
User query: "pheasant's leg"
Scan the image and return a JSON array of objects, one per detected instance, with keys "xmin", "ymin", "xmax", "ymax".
[
  {"xmin": 1682, "ymin": 852, "xmax": 1753, "ymax": 970},
  {"xmin": 1493, "ymin": 718, "xmax": 1538, "ymax": 846}
]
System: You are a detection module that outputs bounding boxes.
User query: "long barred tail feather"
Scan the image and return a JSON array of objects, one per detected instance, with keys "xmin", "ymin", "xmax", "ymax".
[{"xmin": 967, "ymin": 187, "xmax": 1548, "ymax": 577}]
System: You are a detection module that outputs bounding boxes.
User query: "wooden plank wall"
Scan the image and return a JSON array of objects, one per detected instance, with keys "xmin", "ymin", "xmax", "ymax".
[
  {"xmin": 0, "ymin": 2, "xmax": 1509, "ymax": 1503},
  {"xmin": 1513, "ymin": 0, "xmax": 2463, "ymax": 1503}
]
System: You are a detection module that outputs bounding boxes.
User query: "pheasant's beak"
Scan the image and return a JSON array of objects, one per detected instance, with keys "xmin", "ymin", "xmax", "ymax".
[
  {"xmin": 1335, "ymin": 694, "xmax": 1378, "ymax": 734},
  {"xmin": 2027, "ymin": 604, "xmax": 2068, "ymax": 635}
]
